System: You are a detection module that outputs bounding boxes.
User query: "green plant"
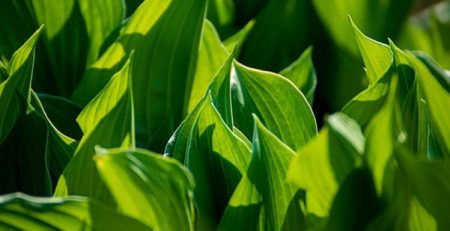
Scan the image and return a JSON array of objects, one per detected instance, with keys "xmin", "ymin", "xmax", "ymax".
[{"xmin": 0, "ymin": 0, "xmax": 449, "ymax": 230}]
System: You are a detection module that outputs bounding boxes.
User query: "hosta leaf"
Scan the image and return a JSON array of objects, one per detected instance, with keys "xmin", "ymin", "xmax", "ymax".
[
  {"xmin": 187, "ymin": 20, "xmax": 229, "ymax": 113},
  {"xmin": 280, "ymin": 47, "xmax": 317, "ymax": 105},
  {"xmin": 95, "ymin": 148, "xmax": 195, "ymax": 231},
  {"xmin": 410, "ymin": 54, "xmax": 450, "ymax": 157},
  {"xmin": 366, "ymin": 147, "xmax": 450, "ymax": 230},
  {"xmin": 350, "ymin": 17, "xmax": 392, "ymax": 85},
  {"xmin": 219, "ymin": 117, "xmax": 304, "ymax": 231},
  {"xmin": 73, "ymin": 0, "xmax": 207, "ymax": 151},
  {"xmin": 55, "ymin": 55, "xmax": 134, "ymax": 204},
  {"xmin": 287, "ymin": 113, "xmax": 364, "ymax": 218},
  {"xmin": 231, "ymin": 61, "xmax": 317, "ymax": 151},
  {"xmin": 365, "ymin": 74, "xmax": 398, "ymax": 195},
  {"xmin": 0, "ymin": 193, "xmax": 150, "ymax": 230},
  {"xmin": 183, "ymin": 95, "xmax": 251, "ymax": 229},
  {"xmin": 0, "ymin": 0, "xmax": 124, "ymax": 96},
  {"xmin": 342, "ymin": 21, "xmax": 394, "ymax": 127},
  {"xmin": 0, "ymin": 26, "xmax": 43, "ymax": 144}
]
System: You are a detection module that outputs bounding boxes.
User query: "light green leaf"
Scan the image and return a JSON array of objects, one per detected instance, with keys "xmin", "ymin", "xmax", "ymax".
[
  {"xmin": 411, "ymin": 54, "xmax": 450, "ymax": 157},
  {"xmin": 231, "ymin": 61, "xmax": 317, "ymax": 151},
  {"xmin": 95, "ymin": 148, "xmax": 195, "ymax": 231},
  {"xmin": 0, "ymin": 26, "xmax": 43, "ymax": 144},
  {"xmin": 183, "ymin": 95, "xmax": 251, "ymax": 229},
  {"xmin": 365, "ymin": 74, "xmax": 398, "ymax": 195},
  {"xmin": 72, "ymin": 0, "xmax": 207, "ymax": 151},
  {"xmin": 350, "ymin": 17, "xmax": 393, "ymax": 85},
  {"xmin": 0, "ymin": 193, "xmax": 150, "ymax": 230},
  {"xmin": 280, "ymin": 47, "xmax": 317, "ymax": 105},
  {"xmin": 55, "ymin": 55, "xmax": 134, "ymax": 204},
  {"xmin": 219, "ymin": 116, "xmax": 304, "ymax": 231},
  {"xmin": 287, "ymin": 113, "xmax": 364, "ymax": 218},
  {"xmin": 187, "ymin": 20, "xmax": 229, "ymax": 113}
]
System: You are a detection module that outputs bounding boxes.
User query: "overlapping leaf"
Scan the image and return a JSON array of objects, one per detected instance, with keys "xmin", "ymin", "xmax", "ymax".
[
  {"xmin": 95, "ymin": 148, "xmax": 195, "ymax": 231},
  {"xmin": 288, "ymin": 113, "xmax": 364, "ymax": 218},
  {"xmin": 72, "ymin": 0, "xmax": 207, "ymax": 151},
  {"xmin": 219, "ymin": 117, "xmax": 304, "ymax": 231},
  {"xmin": 0, "ymin": 193, "xmax": 149, "ymax": 230},
  {"xmin": 55, "ymin": 55, "xmax": 134, "ymax": 204}
]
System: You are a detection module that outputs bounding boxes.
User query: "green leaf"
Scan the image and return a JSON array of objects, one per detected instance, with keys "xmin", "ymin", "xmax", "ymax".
[
  {"xmin": 366, "ymin": 147, "xmax": 450, "ymax": 230},
  {"xmin": 0, "ymin": 26, "xmax": 43, "ymax": 144},
  {"xmin": 349, "ymin": 17, "xmax": 393, "ymax": 85},
  {"xmin": 55, "ymin": 55, "xmax": 134, "ymax": 204},
  {"xmin": 287, "ymin": 113, "xmax": 364, "ymax": 218},
  {"xmin": 231, "ymin": 61, "xmax": 317, "ymax": 151},
  {"xmin": 0, "ymin": 0, "xmax": 124, "ymax": 96},
  {"xmin": 280, "ymin": 47, "xmax": 317, "ymax": 105},
  {"xmin": 219, "ymin": 116, "xmax": 304, "ymax": 231},
  {"xmin": 410, "ymin": 54, "xmax": 450, "ymax": 157},
  {"xmin": 187, "ymin": 20, "xmax": 229, "ymax": 113},
  {"xmin": 72, "ymin": 0, "xmax": 207, "ymax": 151},
  {"xmin": 0, "ymin": 193, "xmax": 150, "ymax": 230},
  {"xmin": 173, "ymin": 94, "xmax": 251, "ymax": 229},
  {"xmin": 95, "ymin": 148, "xmax": 195, "ymax": 231}
]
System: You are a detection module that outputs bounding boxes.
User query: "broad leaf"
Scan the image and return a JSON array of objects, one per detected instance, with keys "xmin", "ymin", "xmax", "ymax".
[
  {"xmin": 55, "ymin": 55, "xmax": 134, "ymax": 204},
  {"xmin": 95, "ymin": 148, "xmax": 195, "ymax": 231},
  {"xmin": 219, "ymin": 117, "xmax": 304, "ymax": 231},
  {"xmin": 72, "ymin": 0, "xmax": 207, "ymax": 151},
  {"xmin": 280, "ymin": 47, "xmax": 317, "ymax": 105},
  {"xmin": 0, "ymin": 26, "xmax": 43, "ymax": 144},
  {"xmin": 0, "ymin": 193, "xmax": 150, "ymax": 230},
  {"xmin": 231, "ymin": 61, "xmax": 317, "ymax": 151},
  {"xmin": 288, "ymin": 113, "xmax": 364, "ymax": 218},
  {"xmin": 187, "ymin": 20, "xmax": 229, "ymax": 113}
]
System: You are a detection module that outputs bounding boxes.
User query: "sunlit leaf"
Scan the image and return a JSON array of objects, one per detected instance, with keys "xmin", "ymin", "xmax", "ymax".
[
  {"xmin": 0, "ymin": 193, "xmax": 150, "ymax": 230},
  {"xmin": 55, "ymin": 55, "xmax": 134, "ymax": 204},
  {"xmin": 95, "ymin": 148, "xmax": 195, "ymax": 231}
]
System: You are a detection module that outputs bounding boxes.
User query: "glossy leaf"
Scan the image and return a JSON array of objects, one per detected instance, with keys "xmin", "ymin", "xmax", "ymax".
[
  {"xmin": 0, "ymin": 26, "xmax": 43, "ymax": 144},
  {"xmin": 187, "ymin": 20, "xmax": 229, "ymax": 113},
  {"xmin": 288, "ymin": 113, "xmax": 364, "ymax": 218},
  {"xmin": 280, "ymin": 47, "xmax": 317, "ymax": 105},
  {"xmin": 72, "ymin": 0, "xmax": 207, "ymax": 151},
  {"xmin": 219, "ymin": 117, "xmax": 304, "ymax": 230},
  {"xmin": 95, "ymin": 148, "xmax": 195, "ymax": 231},
  {"xmin": 231, "ymin": 61, "xmax": 317, "ymax": 151},
  {"xmin": 0, "ymin": 193, "xmax": 150, "ymax": 230},
  {"xmin": 55, "ymin": 55, "xmax": 134, "ymax": 204}
]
